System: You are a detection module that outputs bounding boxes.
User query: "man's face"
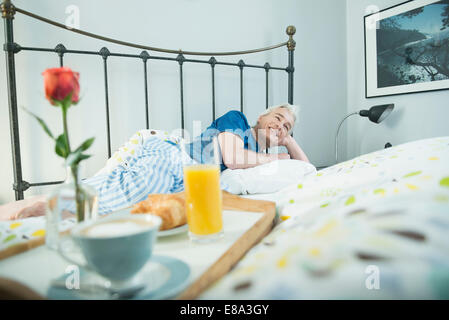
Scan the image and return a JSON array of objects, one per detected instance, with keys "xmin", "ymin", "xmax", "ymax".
[{"xmin": 256, "ymin": 107, "xmax": 295, "ymax": 147}]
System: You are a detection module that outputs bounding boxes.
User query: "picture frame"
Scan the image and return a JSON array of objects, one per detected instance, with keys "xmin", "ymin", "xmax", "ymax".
[{"xmin": 364, "ymin": 0, "xmax": 449, "ymax": 98}]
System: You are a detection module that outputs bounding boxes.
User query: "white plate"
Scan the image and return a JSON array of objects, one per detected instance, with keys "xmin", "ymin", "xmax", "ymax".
[{"xmin": 157, "ymin": 224, "xmax": 188, "ymax": 237}]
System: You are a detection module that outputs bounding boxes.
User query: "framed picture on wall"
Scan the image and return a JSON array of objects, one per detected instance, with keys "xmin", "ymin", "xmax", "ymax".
[{"xmin": 364, "ymin": 0, "xmax": 449, "ymax": 98}]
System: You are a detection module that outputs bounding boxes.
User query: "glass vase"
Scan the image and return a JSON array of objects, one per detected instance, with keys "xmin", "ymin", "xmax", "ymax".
[{"xmin": 46, "ymin": 165, "xmax": 98, "ymax": 250}]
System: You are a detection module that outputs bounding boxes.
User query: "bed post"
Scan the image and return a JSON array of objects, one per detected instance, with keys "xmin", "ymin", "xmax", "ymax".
[
  {"xmin": 286, "ymin": 25, "xmax": 296, "ymax": 105},
  {"xmin": 2, "ymin": 0, "xmax": 26, "ymax": 200}
]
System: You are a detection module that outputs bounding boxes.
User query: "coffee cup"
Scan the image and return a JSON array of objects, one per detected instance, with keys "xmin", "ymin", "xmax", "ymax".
[{"xmin": 58, "ymin": 213, "xmax": 162, "ymax": 282}]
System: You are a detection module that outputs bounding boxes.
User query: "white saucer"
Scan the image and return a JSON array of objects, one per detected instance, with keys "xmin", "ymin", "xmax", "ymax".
[
  {"xmin": 158, "ymin": 224, "xmax": 188, "ymax": 237},
  {"xmin": 47, "ymin": 255, "xmax": 191, "ymax": 300}
]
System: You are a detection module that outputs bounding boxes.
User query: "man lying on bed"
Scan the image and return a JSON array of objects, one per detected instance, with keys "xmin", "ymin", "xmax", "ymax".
[{"xmin": 0, "ymin": 103, "xmax": 310, "ymax": 220}]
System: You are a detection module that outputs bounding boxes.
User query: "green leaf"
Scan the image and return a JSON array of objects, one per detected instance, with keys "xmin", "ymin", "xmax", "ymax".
[
  {"xmin": 55, "ymin": 134, "xmax": 69, "ymax": 158},
  {"xmin": 79, "ymin": 154, "xmax": 91, "ymax": 161},
  {"xmin": 66, "ymin": 151, "xmax": 91, "ymax": 167},
  {"xmin": 75, "ymin": 137, "xmax": 95, "ymax": 153},
  {"xmin": 20, "ymin": 106, "xmax": 54, "ymax": 140}
]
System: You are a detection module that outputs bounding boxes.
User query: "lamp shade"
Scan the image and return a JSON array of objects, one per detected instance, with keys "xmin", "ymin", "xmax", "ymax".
[{"xmin": 359, "ymin": 104, "xmax": 394, "ymax": 124}]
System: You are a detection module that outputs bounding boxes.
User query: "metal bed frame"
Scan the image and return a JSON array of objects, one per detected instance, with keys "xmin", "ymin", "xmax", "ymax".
[{"xmin": 1, "ymin": 0, "xmax": 296, "ymax": 201}]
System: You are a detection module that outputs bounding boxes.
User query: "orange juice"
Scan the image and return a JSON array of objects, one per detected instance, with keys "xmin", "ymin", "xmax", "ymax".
[{"xmin": 183, "ymin": 164, "xmax": 223, "ymax": 235}]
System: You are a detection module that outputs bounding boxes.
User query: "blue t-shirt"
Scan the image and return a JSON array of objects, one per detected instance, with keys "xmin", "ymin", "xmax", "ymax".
[{"xmin": 185, "ymin": 110, "xmax": 259, "ymax": 171}]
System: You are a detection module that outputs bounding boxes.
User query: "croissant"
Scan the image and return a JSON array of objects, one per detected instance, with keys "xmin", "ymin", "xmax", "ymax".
[{"xmin": 130, "ymin": 193, "xmax": 186, "ymax": 230}]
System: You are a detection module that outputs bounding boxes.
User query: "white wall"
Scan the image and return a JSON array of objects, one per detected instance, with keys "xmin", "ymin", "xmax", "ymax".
[
  {"xmin": 346, "ymin": 0, "xmax": 449, "ymax": 161},
  {"xmin": 0, "ymin": 0, "xmax": 347, "ymax": 204}
]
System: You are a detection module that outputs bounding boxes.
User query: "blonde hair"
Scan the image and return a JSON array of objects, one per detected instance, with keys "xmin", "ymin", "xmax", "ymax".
[{"xmin": 257, "ymin": 103, "xmax": 299, "ymax": 133}]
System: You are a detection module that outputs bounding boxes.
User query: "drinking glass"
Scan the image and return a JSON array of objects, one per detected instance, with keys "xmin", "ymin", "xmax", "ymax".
[{"xmin": 181, "ymin": 136, "xmax": 223, "ymax": 243}]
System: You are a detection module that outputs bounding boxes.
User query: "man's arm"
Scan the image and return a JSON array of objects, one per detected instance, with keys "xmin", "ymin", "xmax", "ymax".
[
  {"xmin": 218, "ymin": 132, "xmax": 290, "ymax": 170},
  {"xmin": 281, "ymin": 135, "xmax": 310, "ymax": 163},
  {"xmin": 0, "ymin": 195, "xmax": 47, "ymax": 221}
]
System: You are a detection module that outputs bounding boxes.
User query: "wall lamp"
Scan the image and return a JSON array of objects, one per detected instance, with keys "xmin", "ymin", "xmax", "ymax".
[{"xmin": 335, "ymin": 104, "xmax": 394, "ymax": 163}]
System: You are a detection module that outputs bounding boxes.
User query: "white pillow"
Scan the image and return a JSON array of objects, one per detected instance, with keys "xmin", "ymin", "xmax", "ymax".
[{"xmin": 220, "ymin": 160, "xmax": 317, "ymax": 195}]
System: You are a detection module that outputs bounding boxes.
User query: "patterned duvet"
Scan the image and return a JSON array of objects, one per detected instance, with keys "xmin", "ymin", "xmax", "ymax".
[{"xmin": 201, "ymin": 136, "xmax": 449, "ymax": 299}]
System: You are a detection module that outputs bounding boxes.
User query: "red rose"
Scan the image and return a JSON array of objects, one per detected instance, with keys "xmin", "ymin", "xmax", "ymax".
[{"xmin": 42, "ymin": 67, "xmax": 80, "ymax": 106}]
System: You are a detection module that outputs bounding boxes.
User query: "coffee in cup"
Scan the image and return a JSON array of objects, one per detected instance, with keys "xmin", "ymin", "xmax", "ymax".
[{"xmin": 79, "ymin": 218, "xmax": 155, "ymax": 238}]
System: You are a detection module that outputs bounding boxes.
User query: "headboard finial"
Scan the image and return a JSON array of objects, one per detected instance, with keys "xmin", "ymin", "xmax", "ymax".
[
  {"xmin": 1, "ymin": 0, "xmax": 16, "ymax": 19},
  {"xmin": 286, "ymin": 25, "xmax": 296, "ymax": 51},
  {"xmin": 286, "ymin": 25, "xmax": 296, "ymax": 36}
]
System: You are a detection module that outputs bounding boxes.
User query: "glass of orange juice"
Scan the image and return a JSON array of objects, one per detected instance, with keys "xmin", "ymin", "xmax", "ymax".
[{"xmin": 182, "ymin": 136, "xmax": 223, "ymax": 243}]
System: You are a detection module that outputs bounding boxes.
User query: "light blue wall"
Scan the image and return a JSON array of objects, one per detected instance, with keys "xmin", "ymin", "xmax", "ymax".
[{"xmin": 346, "ymin": 0, "xmax": 449, "ymax": 161}]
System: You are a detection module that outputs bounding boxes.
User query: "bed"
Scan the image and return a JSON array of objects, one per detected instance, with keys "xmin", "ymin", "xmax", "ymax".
[
  {"xmin": 2, "ymin": 0, "xmax": 297, "ymax": 201},
  {"xmin": 203, "ymin": 136, "xmax": 449, "ymax": 299},
  {"xmin": 2, "ymin": 1, "xmax": 449, "ymax": 300},
  {"xmin": 0, "ymin": 0, "xmax": 294, "ymax": 247},
  {"xmin": 1, "ymin": 135, "xmax": 449, "ymax": 299}
]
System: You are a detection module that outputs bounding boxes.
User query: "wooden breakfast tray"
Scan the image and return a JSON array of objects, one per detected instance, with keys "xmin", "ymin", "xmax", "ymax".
[{"xmin": 0, "ymin": 191, "xmax": 276, "ymax": 300}]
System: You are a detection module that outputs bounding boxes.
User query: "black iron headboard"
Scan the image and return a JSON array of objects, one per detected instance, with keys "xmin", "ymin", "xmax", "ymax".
[{"xmin": 1, "ymin": 0, "xmax": 296, "ymax": 201}]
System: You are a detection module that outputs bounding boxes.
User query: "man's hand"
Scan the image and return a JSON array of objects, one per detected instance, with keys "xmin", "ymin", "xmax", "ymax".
[
  {"xmin": 278, "ymin": 134, "xmax": 295, "ymax": 147},
  {"xmin": 0, "ymin": 196, "xmax": 47, "ymax": 221},
  {"xmin": 218, "ymin": 132, "xmax": 292, "ymax": 169}
]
